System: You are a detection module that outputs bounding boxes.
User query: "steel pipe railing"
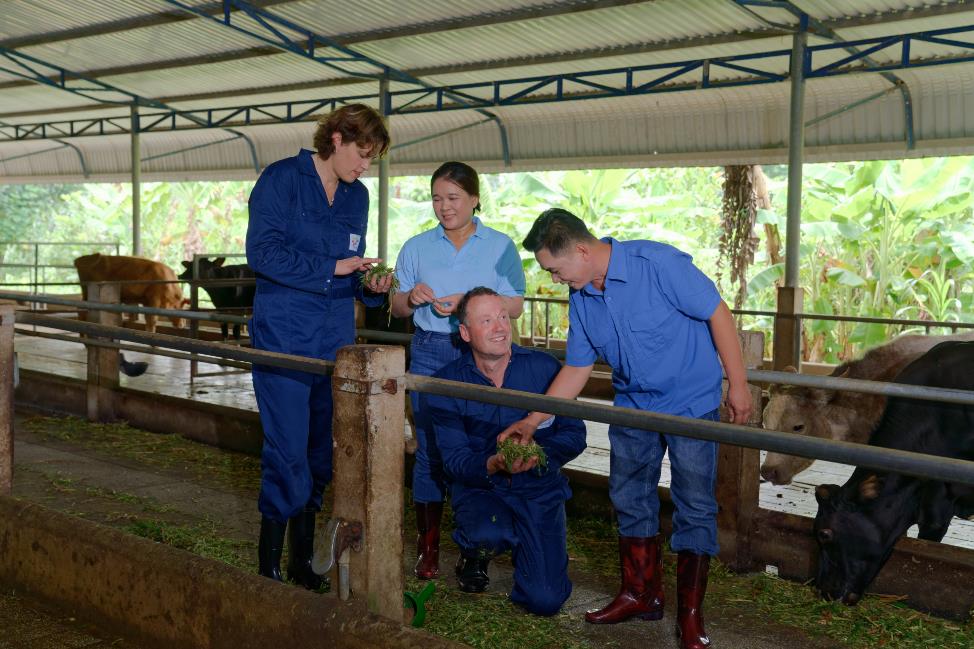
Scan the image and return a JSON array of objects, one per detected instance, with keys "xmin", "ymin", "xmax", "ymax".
[
  {"xmin": 13, "ymin": 326, "xmax": 250, "ymax": 371},
  {"xmin": 9, "ymin": 294, "xmax": 974, "ymax": 407},
  {"xmin": 15, "ymin": 312, "xmax": 331, "ymax": 376},
  {"xmin": 13, "ymin": 312, "xmax": 974, "ymax": 488},
  {"xmin": 407, "ymin": 374, "xmax": 974, "ymax": 488}
]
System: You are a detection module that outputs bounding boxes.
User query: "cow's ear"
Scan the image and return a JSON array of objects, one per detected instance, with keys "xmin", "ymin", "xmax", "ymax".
[
  {"xmin": 815, "ymin": 484, "xmax": 839, "ymax": 505},
  {"xmin": 858, "ymin": 474, "xmax": 883, "ymax": 502},
  {"xmin": 215, "ymin": 257, "xmax": 226, "ymax": 266},
  {"xmin": 782, "ymin": 365, "xmax": 798, "ymax": 373},
  {"xmin": 181, "ymin": 261, "xmax": 191, "ymax": 268},
  {"xmin": 835, "ymin": 367, "xmax": 851, "ymax": 379}
]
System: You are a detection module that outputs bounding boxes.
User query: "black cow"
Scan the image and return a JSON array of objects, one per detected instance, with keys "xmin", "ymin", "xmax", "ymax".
[
  {"xmin": 179, "ymin": 257, "xmax": 255, "ymax": 341},
  {"xmin": 813, "ymin": 341, "xmax": 974, "ymax": 605}
]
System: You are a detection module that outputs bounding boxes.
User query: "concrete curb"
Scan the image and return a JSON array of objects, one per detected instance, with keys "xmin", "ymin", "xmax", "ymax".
[{"xmin": 0, "ymin": 497, "xmax": 468, "ymax": 649}]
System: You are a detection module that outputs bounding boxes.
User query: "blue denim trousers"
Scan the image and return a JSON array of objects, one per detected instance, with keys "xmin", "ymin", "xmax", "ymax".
[
  {"xmin": 607, "ymin": 408, "xmax": 720, "ymax": 555},
  {"xmin": 410, "ymin": 328, "xmax": 464, "ymax": 503}
]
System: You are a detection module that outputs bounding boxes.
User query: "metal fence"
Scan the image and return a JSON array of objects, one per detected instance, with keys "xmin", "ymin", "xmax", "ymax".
[{"xmin": 5, "ymin": 294, "xmax": 974, "ymax": 488}]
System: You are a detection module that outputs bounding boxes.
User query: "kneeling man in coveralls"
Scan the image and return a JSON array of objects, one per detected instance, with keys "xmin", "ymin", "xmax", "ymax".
[{"xmin": 425, "ymin": 287, "xmax": 586, "ymax": 616}]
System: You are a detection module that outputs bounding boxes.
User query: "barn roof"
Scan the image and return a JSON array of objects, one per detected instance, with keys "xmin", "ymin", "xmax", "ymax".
[{"xmin": 3, "ymin": 0, "xmax": 974, "ymax": 182}]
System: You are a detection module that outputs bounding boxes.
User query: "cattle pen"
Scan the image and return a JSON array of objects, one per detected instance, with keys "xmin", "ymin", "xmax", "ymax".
[{"xmin": 2, "ymin": 290, "xmax": 974, "ymax": 639}]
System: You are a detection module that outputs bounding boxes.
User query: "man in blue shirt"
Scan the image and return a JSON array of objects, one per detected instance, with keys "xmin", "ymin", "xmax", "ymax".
[
  {"xmin": 426, "ymin": 287, "xmax": 586, "ymax": 616},
  {"xmin": 501, "ymin": 209, "xmax": 752, "ymax": 648}
]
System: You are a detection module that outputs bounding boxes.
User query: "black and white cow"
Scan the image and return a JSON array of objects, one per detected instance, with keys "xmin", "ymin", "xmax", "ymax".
[
  {"xmin": 813, "ymin": 341, "xmax": 974, "ymax": 605},
  {"xmin": 179, "ymin": 257, "xmax": 255, "ymax": 341}
]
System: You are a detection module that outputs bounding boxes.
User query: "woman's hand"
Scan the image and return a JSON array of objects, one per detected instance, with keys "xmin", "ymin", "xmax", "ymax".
[
  {"xmin": 335, "ymin": 256, "xmax": 380, "ymax": 276},
  {"xmin": 364, "ymin": 272, "xmax": 394, "ymax": 294},
  {"xmin": 407, "ymin": 283, "xmax": 437, "ymax": 308},
  {"xmin": 431, "ymin": 292, "xmax": 463, "ymax": 317}
]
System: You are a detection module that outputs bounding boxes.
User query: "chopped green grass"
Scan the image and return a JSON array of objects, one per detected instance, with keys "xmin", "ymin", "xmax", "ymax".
[
  {"xmin": 20, "ymin": 414, "xmax": 974, "ymax": 648},
  {"xmin": 496, "ymin": 438, "xmax": 547, "ymax": 472},
  {"xmin": 123, "ymin": 518, "xmax": 252, "ymax": 570},
  {"xmin": 21, "ymin": 415, "xmax": 260, "ymax": 493},
  {"xmin": 408, "ymin": 576, "xmax": 597, "ymax": 649}
]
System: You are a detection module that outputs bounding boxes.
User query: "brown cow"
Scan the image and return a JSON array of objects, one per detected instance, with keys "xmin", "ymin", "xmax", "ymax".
[
  {"xmin": 74, "ymin": 254, "xmax": 186, "ymax": 333},
  {"xmin": 760, "ymin": 331, "xmax": 974, "ymax": 485}
]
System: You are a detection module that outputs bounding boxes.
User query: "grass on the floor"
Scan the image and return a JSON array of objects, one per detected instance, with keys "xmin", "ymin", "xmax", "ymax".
[
  {"xmin": 19, "ymin": 414, "xmax": 974, "ymax": 649},
  {"xmin": 21, "ymin": 414, "xmax": 261, "ymax": 493}
]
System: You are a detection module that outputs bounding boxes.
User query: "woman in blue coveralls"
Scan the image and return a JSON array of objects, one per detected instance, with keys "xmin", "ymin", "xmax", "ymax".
[
  {"xmin": 389, "ymin": 162, "xmax": 526, "ymax": 579},
  {"xmin": 246, "ymin": 103, "xmax": 392, "ymax": 587}
]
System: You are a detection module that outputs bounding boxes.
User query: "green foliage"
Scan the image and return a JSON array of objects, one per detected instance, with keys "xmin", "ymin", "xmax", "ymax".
[{"xmin": 6, "ymin": 156, "xmax": 974, "ymax": 362}]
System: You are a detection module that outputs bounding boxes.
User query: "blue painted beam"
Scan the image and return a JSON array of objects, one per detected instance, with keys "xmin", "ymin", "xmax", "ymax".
[{"xmin": 3, "ymin": 21, "xmax": 974, "ymax": 143}]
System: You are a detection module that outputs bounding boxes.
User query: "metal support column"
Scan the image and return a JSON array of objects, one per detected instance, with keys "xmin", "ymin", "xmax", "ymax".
[
  {"xmin": 0, "ymin": 305, "xmax": 14, "ymax": 495},
  {"xmin": 378, "ymin": 76, "xmax": 390, "ymax": 262},
  {"xmin": 774, "ymin": 15, "xmax": 807, "ymax": 370},
  {"xmin": 131, "ymin": 105, "xmax": 142, "ymax": 257}
]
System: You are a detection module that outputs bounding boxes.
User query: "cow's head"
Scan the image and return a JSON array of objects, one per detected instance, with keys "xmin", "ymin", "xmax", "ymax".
[
  {"xmin": 813, "ymin": 476, "xmax": 893, "ymax": 606},
  {"xmin": 761, "ymin": 367, "xmax": 838, "ymax": 484},
  {"xmin": 178, "ymin": 257, "xmax": 226, "ymax": 281}
]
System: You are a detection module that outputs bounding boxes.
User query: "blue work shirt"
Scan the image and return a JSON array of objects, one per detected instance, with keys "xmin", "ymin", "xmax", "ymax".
[
  {"xmin": 427, "ymin": 344, "xmax": 587, "ymax": 500},
  {"xmin": 246, "ymin": 148, "xmax": 382, "ymax": 360},
  {"xmin": 565, "ymin": 238, "xmax": 723, "ymax": 417},
  {"xmin": 395, "ymin": 217, "xmax": 525, "ymax": 333}
]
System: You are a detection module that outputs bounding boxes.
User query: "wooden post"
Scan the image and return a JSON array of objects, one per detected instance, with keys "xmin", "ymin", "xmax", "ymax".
[
  {"xmin": 0, "ymin": 305, "xmax": 14, "ymax": 495},
  {"xmin": 772, "ymin": 285, "xmax": 803, "ymax": 370},
  {"xmin": 331, "ymin": 344, "xmax": 406, "ymax": 622},
  {"xmin": 85, "ymin": 282, "xmax": 121, "ymax": 423},
  {"xmin": 716, "ymin": 330, "xmax": 763, "ymax": 571}
]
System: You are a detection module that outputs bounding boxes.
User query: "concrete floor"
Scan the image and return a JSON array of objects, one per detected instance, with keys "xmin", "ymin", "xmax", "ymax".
[{"xmin": 8, "ymin": 415, "xmax": 845, "ymax": 649}]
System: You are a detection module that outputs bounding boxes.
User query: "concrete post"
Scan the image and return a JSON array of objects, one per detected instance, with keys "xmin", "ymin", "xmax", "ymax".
[
  {"xmin": 772, "ymin": 286, "xmax": 803, "ymax": 371},
  {"xmin": 716, "ymin": 330, "xmax": 763, "ymax": 571},
  {"xmin": 85, "ymin": 282, "xmax": 122, "ymax": 423},
  {"xmin": 331, "ymin": 344, "xmax": 406, "ymax": 622},
  {"xmin": 0, "ymin": 305, "xmax": 14, "ymax": 495}
]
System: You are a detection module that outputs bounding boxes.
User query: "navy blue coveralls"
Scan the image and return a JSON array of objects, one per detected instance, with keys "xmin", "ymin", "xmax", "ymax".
[
  {"xmin": 246, "ymin": 148, "xmax": 383, "ymax": 523},
  {"xmin": 426, "ymin": 345, "xmax": 587, "ymax": 616}
]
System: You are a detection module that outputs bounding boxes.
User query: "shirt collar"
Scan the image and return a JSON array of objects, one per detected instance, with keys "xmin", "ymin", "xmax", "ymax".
[
  {"xmin": 457, "ymin": 342, "xmax": 531, "ymax": 376},
  {"xmin": 438, "ymin": 216, "xmax": 483, "ymax": 241},
  {"xmin": 581, "ymin": 237, "xmax": 626, "ymax": 296},
  {"xmin": 297, "ymin": 149, "xmax": 318, "ymax": 177}
]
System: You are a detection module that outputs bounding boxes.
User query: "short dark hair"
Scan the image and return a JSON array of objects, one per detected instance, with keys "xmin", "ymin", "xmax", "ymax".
[
  {"xmin": 431, "ymin": 161, "xmax": 481, "ymax": 213},
  {"xmin": 522, "ymin": 208, "xmax": 597, "ymax": 255},
  {"xmin": 455, "ymin": 286, "xmax": 500, "ymax": 325},
  {"xmin": 313, "ymin": 103, "xmax": 390, "ymax": 160}
]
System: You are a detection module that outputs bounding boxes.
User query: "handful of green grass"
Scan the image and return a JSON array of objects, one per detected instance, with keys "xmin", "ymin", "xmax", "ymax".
[
  {"xmin": 360, "ymin": 262, "xmax": 399, "ymax": 292},
  {"xmin": 496, "ymin": 438, "xmax": 548, "ymax": 473},
  {"xmin": 359, "ymin": 262, "xmax": 399, "ymax": 324}
]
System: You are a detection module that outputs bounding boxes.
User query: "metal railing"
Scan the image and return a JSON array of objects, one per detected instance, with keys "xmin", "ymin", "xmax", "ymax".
[
  {"xmin": 0, "ymin": 241, "xmax": 121, "ymax": 301},
  {"xmin": 523, "ymin": 296, "xmax": 974, "ymax": 356},
  {"xmin": 11, "ymin": 308, "xmax": 974, "ymax": 488},
  {"xmin": 5, "ymin": 291, "xmax": 973, "ymax": 408}
]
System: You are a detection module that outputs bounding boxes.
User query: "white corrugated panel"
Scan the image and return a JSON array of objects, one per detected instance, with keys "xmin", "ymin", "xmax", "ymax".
[{"xmin": 4, "ymin": 0, "xmax": 974, "ymax": 183}]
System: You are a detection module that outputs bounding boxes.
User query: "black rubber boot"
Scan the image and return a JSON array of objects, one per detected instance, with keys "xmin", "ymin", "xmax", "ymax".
[
  {"xmin": 287, "ymin": 507, "xmax": 324, "ymax": 590},
  {"xmin": 455, "ymin": 552, "xmax": 491, "ymax": 593},
  {"xmin": 257, "ymin": 517, "xmax": 287, "ymax": 581}
]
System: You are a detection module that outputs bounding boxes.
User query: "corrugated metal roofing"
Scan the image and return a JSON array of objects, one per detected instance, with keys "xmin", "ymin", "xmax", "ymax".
[{"xmin": 3, "ymin": 0, "xmax": 974, "ymax": 182}]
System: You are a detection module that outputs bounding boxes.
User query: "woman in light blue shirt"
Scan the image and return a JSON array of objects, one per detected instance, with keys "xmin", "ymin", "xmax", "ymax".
[{"xmin": 391, "ymin": 161, "xmax": 525, "ymax": 580}]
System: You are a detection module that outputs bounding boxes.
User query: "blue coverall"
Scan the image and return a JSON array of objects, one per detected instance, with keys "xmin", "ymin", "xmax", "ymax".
[
  {"xmin": 427, "ymin": 345, "xmax": 587, "ymax": 616},
  {"xmin": 246, "ymin": 148, "xmax": 383, "ymax": 523}
]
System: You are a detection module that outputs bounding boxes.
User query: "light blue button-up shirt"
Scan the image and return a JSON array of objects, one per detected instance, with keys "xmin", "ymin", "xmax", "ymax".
[
  {"xmin": 395, "ymin": 217, "xmax": 526, "ymax": 333},
  {"xmin": 565, "ymin": 238, "xmax": 723, "ymax": 417}
]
